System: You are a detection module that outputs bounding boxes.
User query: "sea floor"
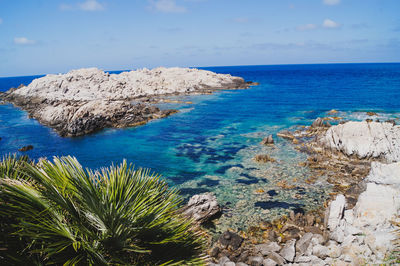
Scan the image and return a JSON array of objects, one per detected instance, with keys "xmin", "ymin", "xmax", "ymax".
[{"xmin": 173, "ymin": 108, "xmax": 400, "ymax": 234}]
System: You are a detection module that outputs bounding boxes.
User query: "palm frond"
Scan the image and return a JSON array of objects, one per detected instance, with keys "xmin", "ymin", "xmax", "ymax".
[{"xmin": 0, "ymin": 155, "xmax": 206, "ymax": 265}]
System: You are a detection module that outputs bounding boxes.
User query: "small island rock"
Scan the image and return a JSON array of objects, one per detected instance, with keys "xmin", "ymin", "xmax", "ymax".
[{"xmin": 261, "ymin": 135, "xmax": 274, "ymax": 145}]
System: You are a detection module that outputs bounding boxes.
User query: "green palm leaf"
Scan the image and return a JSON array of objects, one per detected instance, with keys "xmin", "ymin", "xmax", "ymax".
[{"xmin": 0, "ymin": 155, "xmax": 206, "ymax": 265}]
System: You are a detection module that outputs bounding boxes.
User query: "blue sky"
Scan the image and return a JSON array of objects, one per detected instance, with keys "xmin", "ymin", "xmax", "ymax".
[{"xmin": 0, "ymin": 0, "xmax": 399, "ymax": 76}]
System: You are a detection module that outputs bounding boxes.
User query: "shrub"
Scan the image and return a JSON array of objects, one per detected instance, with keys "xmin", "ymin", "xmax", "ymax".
[{"xmin": 0, "ymin": 156, "xmax": 205, "ymax": 265}]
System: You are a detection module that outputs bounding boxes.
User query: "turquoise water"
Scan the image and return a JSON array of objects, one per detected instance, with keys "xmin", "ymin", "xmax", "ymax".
[{"xmin": 1, "ymin": 63, "xmax": 400, "ymax": 231}]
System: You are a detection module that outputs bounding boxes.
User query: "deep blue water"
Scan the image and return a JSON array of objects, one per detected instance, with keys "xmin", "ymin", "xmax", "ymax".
[{"xmin": 1, "ymin": 63, "xmax": 400, "ymax": 229}]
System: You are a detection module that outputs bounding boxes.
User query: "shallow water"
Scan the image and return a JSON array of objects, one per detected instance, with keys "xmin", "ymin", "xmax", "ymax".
[{"xmin": 1, "ymin": 63, "xmax": 400, "ymax": 232}]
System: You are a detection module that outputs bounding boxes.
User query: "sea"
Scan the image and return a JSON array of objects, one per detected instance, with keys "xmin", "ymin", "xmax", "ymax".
[{"xmin": 1, "ymin": 63, "xmax": 400, "ymax": 232}]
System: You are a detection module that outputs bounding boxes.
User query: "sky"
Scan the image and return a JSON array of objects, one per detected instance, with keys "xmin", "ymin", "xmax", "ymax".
[{"xmin": 0, "ymin": 0, "xmax": 399, "ymax": 76}]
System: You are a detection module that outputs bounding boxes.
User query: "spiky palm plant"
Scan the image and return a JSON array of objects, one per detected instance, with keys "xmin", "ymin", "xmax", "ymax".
[
  {"xmin": 0, "ymin": 154, "xmax": 41, "ymax": 264},
  {"xmin": 0, "ymin": 156, "xmax": 205, "ymax": 265}
]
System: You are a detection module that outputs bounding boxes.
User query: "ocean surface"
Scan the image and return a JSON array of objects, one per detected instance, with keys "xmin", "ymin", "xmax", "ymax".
[{"xmin": 1, "ymin": 63, "xmax": 400, "ymax": 232}]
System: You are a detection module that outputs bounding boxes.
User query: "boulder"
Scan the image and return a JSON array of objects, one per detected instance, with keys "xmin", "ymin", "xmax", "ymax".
[
  {"xmin": 330, "ymin": 226, "xmax": 345, "ymax": 244},
  {"xmin": 218, "ymin": 231, "xmax": 243, "ymax": 250},
  {"xmin": 279, "ymin": 239, "xmax": 296, "ymax": 262},
  {"xmin": 320, "ymin": 121, "xmax": 400, "ymax": 162},
  {"xmin": 326, "ymin": 242, "xmax": 341, "ymax": 258},
  {"xmin": 266, "ymin": 251, "xmax": 286, "ymax": 265},
  {"xmin": 183, "ymin": 192, "xmax": 221, "ymax": 224},
  {"xmin": 262, "ymin": 258, "xmax": 277, "ymax": 266},
  {"xmin": 366, "ymin": 161, "xmax": 400, "ymax": 187},
  {"xmin": 296, "ymin": 232, "xmax": 313, "ymax": 255},
  {"xmin": 312, "ymin": 244, "xmax": 329, "ymax": 259},
  {"xmin": 354, "ymin": 183, "xmax": 400, "ymax": 226},
  {"xmin": 219, "ymin": 256, "xmax": 230, "ymax": 265},
  {"xmin": 261, "ymin": 135, "xmax": 274, "ymax": 145},
  {"xmin": 311, "ymin": 117, "xmax": 324, "ymax": 128},
  {"xmin": 248, "ymin": 256, "xmax": 263, "ymax": 266},
  {"xmin": 326, "ymin": 194, "xmax": 346, "ymax": 231},
  {"xmin": 254, "ymin": 242, "xmax": 281, "ymax": 255}
]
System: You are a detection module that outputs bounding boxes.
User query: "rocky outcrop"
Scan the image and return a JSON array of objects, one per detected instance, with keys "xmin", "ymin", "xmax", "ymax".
[
  {"xmin": 183, "ymin": 192, "xmax": 221, "ymax": 224},
  {"xmin": 260, "ymin": 135, "xmax": 274, "ymax": 145},
  {"xmin": 211, "ymin": 161, "xmax": 400, "ymax": 265},
  {"xmin": 320, "ymin": 121, "xmax": 400, "ymax": 162},
  {"xmin": 3, "ymin": 67, "xmax": 249, "ymax": 137},
  {"xmin": 209, "ymin": 118, "xmax": 400, "ymax": 266}
]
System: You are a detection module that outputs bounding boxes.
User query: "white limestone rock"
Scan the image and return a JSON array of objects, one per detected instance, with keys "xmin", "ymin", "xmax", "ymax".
[
  {"xmin": 326, "ymin": 162, "xmax": 400, "ymax": 264},
  {"xmin": 320, "ymin": 121, "xmax": 400, "ymax": 162},
  {"xmin": 366, "ymin": 161, "xmax": 400, "ymax": 187},
  {"xmin": 11, "ymin": 67, "xmax": 246, "ymax": 101},
  {"xmin": 296, "ymin": 232, "xmax": 313, "ymax": 256},
  {"xmin": 326, "ymin": 194, "xmax": 346, "ymax": 231},
  {"xmin": 354, "ymin": 182, "xmax": 400, "ymax": 226},
  {"xmin": 183, "ymin": 193, "xmax": 221, "ymax": 224},
  {"xmin": 279, "ymin": 239, "xmax": 296, "ymax": 262},
  {"xmin": 5, "ymin": 67, "xmax": 247, "ymax": 136}
]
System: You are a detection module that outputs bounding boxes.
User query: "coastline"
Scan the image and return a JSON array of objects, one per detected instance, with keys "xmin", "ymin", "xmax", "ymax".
[
  {"xmin": 1, "ymin": 67, "xmax": 254, "ymax": 137},
  {"xmin": 205, "ymin": 117, "xmax": 400, "ymax": 265},
  {"xmin": 1, "ymin": 64, "xmax": 399, "ymax": 265}
]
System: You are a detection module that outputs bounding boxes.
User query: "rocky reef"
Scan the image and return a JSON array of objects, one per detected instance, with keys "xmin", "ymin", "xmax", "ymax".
[
  {"xmin": 2, "ymin": 67, "xmax": 250, "ymax": 137},
  {"xmin": 206, "ymin": 119, "xmax": 400, "ymax": 265}
]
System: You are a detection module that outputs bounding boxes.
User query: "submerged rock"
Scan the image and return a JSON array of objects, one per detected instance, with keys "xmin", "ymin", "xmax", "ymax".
[
  {"xmin": 183, "ymin": 192, "xmax": 221, "ymax": 224},
  {"xmin": 277, "ymin": 130, "xmax": 294, "ymax": 140},
  {"xmin": 254, "ymin": 154, "xmax": 276, "ymax": 163},
  {"xmin": 18, "ymin": 145, "xmax": 34, "ymax": 152},
  {"xmin": 218, "ymin": 231, "xmax": 243, "ymax": 250}
]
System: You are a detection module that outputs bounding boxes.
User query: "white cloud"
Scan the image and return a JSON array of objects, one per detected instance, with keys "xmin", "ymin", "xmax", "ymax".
[
  {"xmin": 297, "ymin": 23, "xmax": 317, "ymax": 31},
  {"xmin": 78, "ymin": 0, "xmax": 104, "ymax": 11},
  {"xmin": 149, "ymin": 0, "xmax": 186, "ymax": 13},
  {"xmin": 323, "ymin": 0, "xmax": 341, "ymax": 5},
  {"xmin": 323, "ymin": 19, "xmax": 340, "ymax": 28},
  {"xmin": 14, "ymin": 37, "xmax": 36, "ymax": 45},
  {"xmin": 0, "ymin": 18, "xmax": 3, "ymax": 24}
]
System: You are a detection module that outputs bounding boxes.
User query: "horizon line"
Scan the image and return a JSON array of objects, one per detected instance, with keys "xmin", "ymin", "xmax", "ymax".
[{"xmin": 1, "ymin": 61, "xmax": 400, "ymax": 79}]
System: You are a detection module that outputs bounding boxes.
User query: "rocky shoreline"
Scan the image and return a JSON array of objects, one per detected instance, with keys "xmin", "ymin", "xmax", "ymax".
[
  {"xmin": 197, "ymin": 118, "xmax": 400, "ymax": 265},
  {"xmin": 1, "ymin": 67, "xmax": 252, "ymax": 137}
]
